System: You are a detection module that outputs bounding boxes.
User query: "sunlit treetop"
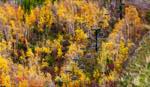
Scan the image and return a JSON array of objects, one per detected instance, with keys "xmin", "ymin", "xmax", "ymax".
[
  {"xmin": 125, "ymin": 5, "xmax": 141, "ymax": 26},
  {"xmin": 55, "ymin": 0, "xmax": 110, "ymax": 29}
]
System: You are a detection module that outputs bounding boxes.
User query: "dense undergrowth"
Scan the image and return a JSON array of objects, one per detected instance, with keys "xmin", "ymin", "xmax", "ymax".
[{"xmin": 0, "ymin": 0, "xmax": 150, "ymax": 87}]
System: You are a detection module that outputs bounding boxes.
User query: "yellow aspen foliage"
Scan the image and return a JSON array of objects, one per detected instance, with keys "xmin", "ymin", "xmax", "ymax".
[
  {"xmin": 57, "ymin": 34, "xmax": 63, "ymax": 42},
  {"xmin": 93, "ymin": 69, "xmax": 100, "ymax": 79},
  {"xmin": 42, "ymin": 47, "xmax": 51, "ymax": 54},
  {"xmin": 53, "ymin": 35, "xmax": 62, "ymax": 49},
  {"xmin": 1, "ymin": 74, "xmax": 11, "ymax": 87},
  {"xmin": 67, "ymin": 43, "xmax": 83, "ymax": 58},
  {"xmin": 25, "ymin": 1, "xmax": 53, "ymax": 32},
  {"xmin": 0, "ymin": 4, "xmax": 25, "ymax": 42},
  {"xmin": 25, "ymin": 8, "xmax": 37, "ymax": 27},
  {"xmin": 17, "ymin": 64, "xmax": 24, "ymax": 77},
  {"xmin": 98, "ymin": 42, "xmax": 114, "ymax": 66},
  {"xmin": 38, "ymin": 1, "xmax": 53, "ymax": 32},
  {"xmin": 10, "ymin": 20, "xmax": 16, "ymax": 29},
  {"xmin": 0, "ymin": 0, "xmax": 147, "ymax": 86},
  {"xmin": 51, "ymin": 34, "xmax": 63, "ymax": 57},
  {"xmin": 114, "ymin": 41, "xmax": 129, "ymax": 71},
  {"xmin": 125, "ymin": 5, "xmax": 141, "ymax": 26},
  {"xmin": 26, "ymin": 48, "xmax": 34, "ymax": 58},
  {"xmin": 35, "ymin": 47, "xmax": 41, "ymax": 54},
  {"xmin": 0, "ymin": 41, "xmax": 7, "ymax": 52},
  {"xmin": 0, "ymin": 56, "xmax": 9, "ymax": 73},
  {"xmin": 99, "ymin": 7, "xmax": 110, "ymax": 28},
  {"xmin": 109, "ymin": 19, "xmax": 125, "ymax": 42},
  {"xmin": 60, "ymin": 62, "xmax": 88, "ymax": 87},
  {"xmin": 0, "ymin": 57, "xmax": 11, "ymax": 87},
  {"xmin": 56, "ymin": 0, "xmax": 75, "ymax": 22},
  {"xmin": 103, "ymin": 71, "xmax": 117, "ymax": 82},
  {"xmin": 56, "ymin": 3, "xmax": 68, "ymax": 20},
  {"xmin": 41, "ymin": 62, "xmax": 49, "ymax": 68},
  {"xmin": 16, "ymin": 6, "xmax": 24, "ymax": 21},
  {"xmin": 56, "ymin": 0, "xmax": 110, "ymax": 29},
  {"xmin": 18, "ymin": 80, "xmax": 28, "ymax": 87},
  {"xmin": 57, "ymin": 48, "xmax": 63, "ymax": 57},
  {"xmin": 5, "ymin": 4, "xmax": 15, "ymax": 17},
  {"xmin": 98, "ymin": 41, "xmax": 128, "ymax": 84},
  {"xmin": 75, "ymin": 28, "xmax": 87, "ymax": 43},
  {"xmin": 97, "ymin": 6, "xmax": 142, "ymax": 83},
  {"xmin": 97, "ymin": 6, "xmax": 141, "ymax": 82},
  {"xmin": 0, "ymin": 8, "xmax": 7, "ymax": 25},
  {"xmin": 54, "ymin": 66, "xmax": 59, "ymax": 73},
  {"xmin": 35, "ymin": 47, "xmax": 51, "ymax": 55}
]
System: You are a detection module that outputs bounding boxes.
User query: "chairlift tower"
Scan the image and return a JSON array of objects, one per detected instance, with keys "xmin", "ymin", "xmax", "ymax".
[
  {"xmin": 119, "ymin": 0, "xmax": 125, "ymax": 19},
  {"xmin": 95, "ymin": 29, "xmax": 101, "ymax": 52},
  {"xmin": 93, "ymin": 26, "xmax": 105, "ymax": 52}
]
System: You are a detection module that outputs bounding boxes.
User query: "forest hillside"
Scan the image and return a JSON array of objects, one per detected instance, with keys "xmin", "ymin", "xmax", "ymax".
[{"xmin": 0, "ymin": 0, "xmax": 150, "ymax": 87}]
